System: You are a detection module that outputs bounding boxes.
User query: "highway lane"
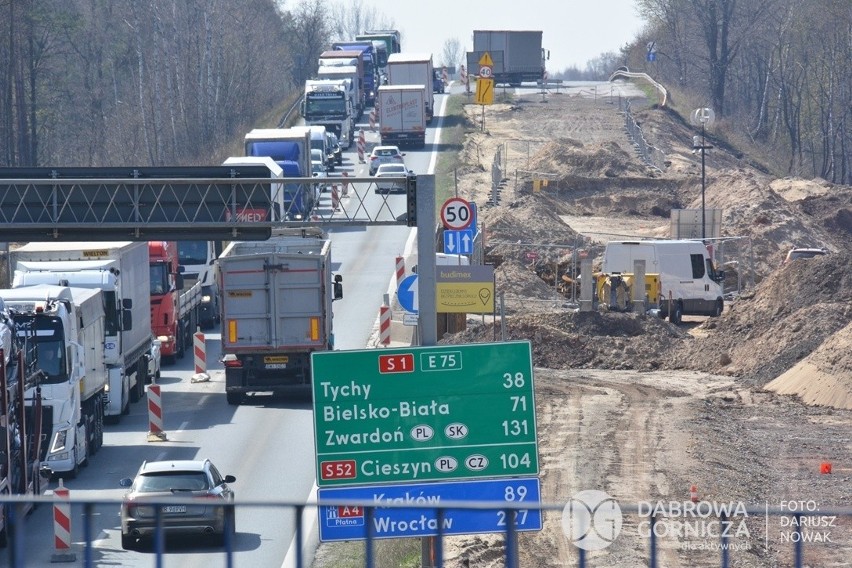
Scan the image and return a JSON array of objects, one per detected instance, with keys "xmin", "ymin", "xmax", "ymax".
[{"xmin": 0, "ymin": 94, "xmax": 450, "ymax": 567}]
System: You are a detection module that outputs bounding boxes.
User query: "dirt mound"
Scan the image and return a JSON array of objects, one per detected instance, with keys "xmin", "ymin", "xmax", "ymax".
[
  {"xmin": 764, "ymin": 321, "xmax": 852, "ymax": 409},
  {"xmin": 441, "ymin": 310, "xmax": 690, "ymax": 371},
  {"xmin": 528, "ymin": 139, "xmax": 648, "ymax": 178},
  {"xmin": 680, "ymin": 251, "xmax": 852, "ymax": 385}
]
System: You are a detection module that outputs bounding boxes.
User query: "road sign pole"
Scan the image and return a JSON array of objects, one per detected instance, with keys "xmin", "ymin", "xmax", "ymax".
[{"xmin": 417, "ymin": 174, "xmax": 437, "ymax": 346}]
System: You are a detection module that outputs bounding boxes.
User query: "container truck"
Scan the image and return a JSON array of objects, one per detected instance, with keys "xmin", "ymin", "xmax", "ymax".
[
  {"xmin": 467, "ymin": 30, "xmax": 545, "ymax": 85},
  {"xmin": 331, "ymin": 42, "xmax": 378, "ymax": 106},
  {"xmin": 386, "ymin": 53, "xmax": 435, "ymax": 122},
  {"xmin": 376, "ymin": 84, "xmax": 427, "ymax": 147},
  {"xmin": 178, "ymin": 241, "xmax": 224, "ymax": 329},
  {"xmin": 0, "ymin": 299, "xmax": 49, "ymax": 547},
  {"xmin": 0, "ymin": 285, "xmax": 108, "ymax": 477},
  {"xmin": 218, "ymin": 228, "xmax": 343, "ymax": 404},
  {"xmin": 302, "ymin": 79, "xmax": 354, "ymax": 148},
  {"xmin": 317, "ymin": 65, "xmax": 363, "ymax": 117},
  {"xmin": 358, "ymin": 29, "xmax": 402, "ymax": 65},
  {"xmin": 11, "ymin": 242, "xmax": 151, "ymax": 419},
  {"xmin": 244, "ymin": 127, "xmax": 319, "ymax": 221},
  {"xmin": 148, "ymin": 241, "xmax": 203, "ymax": 362}
]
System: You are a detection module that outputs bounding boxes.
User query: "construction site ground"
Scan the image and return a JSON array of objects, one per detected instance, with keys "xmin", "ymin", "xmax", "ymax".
[{"xmin": 315, "ymin": 83, "xmax": 851, "ymax": 567}]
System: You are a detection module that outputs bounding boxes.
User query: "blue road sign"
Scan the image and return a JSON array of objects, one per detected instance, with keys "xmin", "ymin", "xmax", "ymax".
[
  {"xmin": 318, "ymin": 477, "xmax": 542, "ymax": 542},
  {"xmin": 443, "ymin": 229, "xmax": 475, "ymax": 255},
  {"xmin": 396, "ymin": 274, "xmax": 418, "ymax": 313}
]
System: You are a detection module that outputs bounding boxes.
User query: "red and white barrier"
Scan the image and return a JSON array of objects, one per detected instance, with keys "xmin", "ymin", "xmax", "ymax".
[
  {"xmin": 369, "ymin": 109, "xmax": 377, "ymax": 131},
  {"xmin": 191, "ymin": 330, "xmax": 211, "ymax": 383},
  {"xmin": 341, "ymin": 171, "xmax": 350, "ymax": 197},
  {"xmin": 194, "ymin": 331, "xmax": 206, "ymax": 374},
  {"xmin": 51, "ymin": 479, "xmax": 75, "ymax": 561},
  {"xmin": 332, "ymin": 183, "xmax": 340, "ymax": 211},
  {"xmin": 379, "ymin": 305, "xmax": 391, "ymax": 346},
  {"xmin": 357, "ymin": 130, "xmax": 366, "ymax": 163},
  {"xmin": 147, "ymin": 384, "xmax": 167, "ymax": 441},
  {"xmin": 460, "ymin": 65, "xmax": 469, "ymax": 93},
  {"xmin": 395, "ymin": 256, "xmax": 405, "ymax": 284}
]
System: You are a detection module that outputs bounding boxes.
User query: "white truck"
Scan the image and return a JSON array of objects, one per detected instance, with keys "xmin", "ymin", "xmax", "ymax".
[
  {"xmin": 376, "ymin": 84, "xmax": 427, "ymax": 147},
  {"xmin": 317, "ymin": 65, "xmax": 363, "ymax": 118},
  {"xmin": 222, "ymin": 156, "xmax": 286, "ymax": 222},
  {"xmin": 0, "ymin": 285, "xmax": 108, "ymax": 476},
  {"xmin": 302, "ymin": 79, "xmax": 354, "ymax": 149},
  {"xmin": 218, "ymin": 228, "xmax": 343, "ymax": 404},
  {"xmin": 601, "ymin": 240, "xmax": 725, "ymax": 324},
  {"xmin": 11, "ymin": 242, "xmax": 152, "ymax": 418},
  {"xmin": 386, "ymin": 53, "xmax": 435, "ymax": 122},
  {"xmin": 177, "ymin": 240, "xmax": 224, "ymax": 329}
]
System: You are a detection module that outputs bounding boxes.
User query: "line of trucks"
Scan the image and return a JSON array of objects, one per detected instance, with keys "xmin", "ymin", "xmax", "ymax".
[
  {"xmin": 0, "ymin": 239, "xmax": 215, "ymax": 536},
  {"xmin": 300, "ymin": 30, "xmax": 437, "ymax": 149}
]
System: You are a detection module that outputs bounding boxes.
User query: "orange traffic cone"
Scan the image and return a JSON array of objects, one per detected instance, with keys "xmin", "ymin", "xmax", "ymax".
[
  {"xmin": 690, "ymin": 485, "xmax": 699, "ymax": 503},
  {"xmin": 820, "ymin": 462, "xmax": 832, "ymax": 474}
]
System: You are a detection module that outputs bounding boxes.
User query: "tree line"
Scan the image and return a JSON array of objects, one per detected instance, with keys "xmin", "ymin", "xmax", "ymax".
[
  {"xmin": 2, "ymin": 0, "xmax": 849, "ymax": 184},
  {"xmin": 0, "ymin": 0, "xmax": 391, "ymax": 168},
  {"xmin": 628, "ymin": 0, "xmax": 851, "ymax": 184}
]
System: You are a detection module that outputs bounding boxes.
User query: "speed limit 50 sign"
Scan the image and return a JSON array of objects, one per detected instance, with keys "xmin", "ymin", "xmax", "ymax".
[{"xmin": 441, "ymin": 197, "xmax": 474, "ymax": 230}]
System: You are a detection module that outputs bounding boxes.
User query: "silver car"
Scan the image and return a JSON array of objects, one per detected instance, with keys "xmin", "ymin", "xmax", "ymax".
[
  {"xmin": 374, "ymin": 163, "xmax": 410, "ymax": 194},
  {"xmin": 119, "ymin": 459, "xmax": 236, "ymax": 549}
]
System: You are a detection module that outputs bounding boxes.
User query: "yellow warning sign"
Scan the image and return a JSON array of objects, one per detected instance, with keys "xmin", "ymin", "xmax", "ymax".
[
  {"xmin": 475, "ymin": 78, "xmax": 494, "ymax": 105},
  {"xmin": 436, "ymin": 282, "xmax": 495, "ymax": 313},
  {"xmin": 479, "ymin": 52, "xmax": 494, "ymax": 67}
]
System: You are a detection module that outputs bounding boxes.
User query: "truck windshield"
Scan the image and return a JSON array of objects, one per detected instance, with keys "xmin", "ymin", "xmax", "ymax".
[
  {"xmin": 178, "ymin": 241, "xmax": 209, "ymax": 265},
  {"xmin": 150, "ymin": 263, "xmax": 169, "ymax": 296},
  {"xmin": 13, "ymin": 315, "xmax": 68, "ymax": 385},
  {"xmin": 37, "ymin": 340, "xmax": 66, "ymax": 383},
  {"xmin": 305, "ymin": 97, "xmax": 346, "ymax": 115}
]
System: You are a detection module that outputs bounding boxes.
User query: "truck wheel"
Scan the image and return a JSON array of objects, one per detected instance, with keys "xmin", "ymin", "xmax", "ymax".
[
  {"xmin": 121, "ymin": 533, "xmax": 137, "ymax": 550},
  {"xmin": 711, "ymin": 299, "xmax": 724, "ymax": 317},
  {"xmin": 669, "ymin": 302, "xmax": 683, "ymax": 325},
  {"xmin": 226, "ymin": 392, "xmax": 243, "ymax": 405}
]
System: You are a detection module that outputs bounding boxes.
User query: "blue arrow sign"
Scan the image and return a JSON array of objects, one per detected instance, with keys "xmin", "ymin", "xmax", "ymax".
[
  {"xmin": 443, "ymin": 229, "xmax": 475, "ymax": 255},
  {"xmin": 396, "ymin": 274, "xmax": 418, "ymax": 314},
  {"xmin": 318, "ymin": 477, "xmax": 542, "ymax": 542}
]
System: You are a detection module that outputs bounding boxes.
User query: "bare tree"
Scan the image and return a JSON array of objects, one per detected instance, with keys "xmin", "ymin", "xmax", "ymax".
[
  {"xmin": 282, "ymin": 0, "xmax": 334, "ymax": 84},
  {"xmin": 440, "ymin": 38, "xmax": 462, "ymax": 71},
  {"xmin": 329, "ymin": 0, "xmax": 394, "ymax": 42}
]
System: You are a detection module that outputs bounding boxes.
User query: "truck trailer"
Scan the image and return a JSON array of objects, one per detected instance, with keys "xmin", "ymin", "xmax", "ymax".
[
  {"xmin": 11, "ymin": 242, "xmax": 152, "ymax": 419},
  {"xmin": 386, "ymin": 53, "xmax": 435, "ymax": 122},
  {"xmin": 376, "ymin": 84, "xmax": 427, "ymax": 147},
  {"xmin": 218, "ymin": 228, "xmax": 343, "ymax": 404},
  {"xmin": 467, "ymin": 30, "xmax": 545, "ymax": 85},
  {"xmin": 331, "ymin": 42, "xmax": 378, "ymax": 106},
  {"xmin": 148, "ymin": 241, "xmax": 202, "ymax": 362}
]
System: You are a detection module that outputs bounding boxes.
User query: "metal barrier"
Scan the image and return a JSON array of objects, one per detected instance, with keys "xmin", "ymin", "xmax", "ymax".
[
  {"xmin": 622, "ymin": 98, "xmax": 668, "ymax": 173},
  {"xmin": 0, "ymin": 495, "xmax": 848, "ymax": 567}
]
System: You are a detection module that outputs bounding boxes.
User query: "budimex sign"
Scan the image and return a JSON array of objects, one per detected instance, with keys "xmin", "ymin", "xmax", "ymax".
[{"xmin": 311, "ymin": 342, "xmax": 538, "ymax": 487}]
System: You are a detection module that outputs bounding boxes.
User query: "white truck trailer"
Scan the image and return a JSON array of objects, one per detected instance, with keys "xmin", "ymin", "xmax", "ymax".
[
  {"xmin": 386, "ymin": 53, "xmax": 435, "ymax": 122},
  {"xmin": 376, "ymin": 84, "xmax": 427, "ymax": 147},
  {"xmin": 218, "ymin": 228, "xmax": 343, "ymax": 404},
  {"xmin": 0, "ymin": 285, "xmax": 108, "ymax": 476},
  {"xmin": 11, "ymin": 242, "xmax": 152, "ymax": 419}
]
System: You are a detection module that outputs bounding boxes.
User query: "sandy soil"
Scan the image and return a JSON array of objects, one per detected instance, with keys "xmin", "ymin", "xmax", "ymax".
[{"xmin": 313, "ymin": 82, "xmax": 852, "ymax": 567}]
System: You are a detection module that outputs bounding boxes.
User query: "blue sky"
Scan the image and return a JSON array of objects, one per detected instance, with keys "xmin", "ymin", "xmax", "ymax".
[{"xmin": 360, "ymin": 0, "xmax": 646, "ymax": 71}]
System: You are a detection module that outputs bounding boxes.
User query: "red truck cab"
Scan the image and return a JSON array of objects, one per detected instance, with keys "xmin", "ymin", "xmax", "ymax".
[{"xmin": 148, "ymin": 241, "xmax": 182, "ymax": 360}]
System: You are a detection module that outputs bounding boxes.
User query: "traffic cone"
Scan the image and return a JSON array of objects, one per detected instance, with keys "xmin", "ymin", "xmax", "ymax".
[
  {"xmin": 820, "ymin": 462, "xmax": 832, "ymax": 474},
  {"xmin": 690, "ymin": 485, "xmax": 699, "ymax": 503}
]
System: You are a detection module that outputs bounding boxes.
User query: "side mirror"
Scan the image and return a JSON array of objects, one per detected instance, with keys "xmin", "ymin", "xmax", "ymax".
[
  {"xmin": 119, "ymin": 478, "xmax": 133, "ymax": 488},
  {"xmin": 333, "ymin": 275, "xmax": 343, "ymax": 300},
  {"xmin": 224, "ymin": 475, "xmax": 236, "ymax": 484},
  {"xmin": 122, "ymin": 308, "xmax": 133, "ymax": 331}
]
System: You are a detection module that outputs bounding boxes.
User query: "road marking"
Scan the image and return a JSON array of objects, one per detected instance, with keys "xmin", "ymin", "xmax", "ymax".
[
  {"xmin": 281, "ymin": 482, "xmax": 320, "ymax": 568},
  {"xmin": 178, "ymin": 420, "xmax": 189, "ymax": 432}
]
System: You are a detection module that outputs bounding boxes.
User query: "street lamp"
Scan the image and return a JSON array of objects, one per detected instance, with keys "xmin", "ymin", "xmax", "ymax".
[{"xmin": 691, "ymin": 108, "xmax": 715, "ymax": 241}]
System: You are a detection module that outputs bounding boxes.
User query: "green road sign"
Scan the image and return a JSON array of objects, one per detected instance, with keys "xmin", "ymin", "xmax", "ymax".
[{"xmin": 311, "ymin": 341, "xmax": 538, "ymax": 487}]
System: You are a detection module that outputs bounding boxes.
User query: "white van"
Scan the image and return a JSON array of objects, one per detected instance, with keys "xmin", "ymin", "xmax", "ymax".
[
  {"xmin": 602, "ymin": 240, "xmax": 724, "ymax": 323},
  {"xmin": 308, "ymin": 125, "xmax": 333, "ymax": 171}
]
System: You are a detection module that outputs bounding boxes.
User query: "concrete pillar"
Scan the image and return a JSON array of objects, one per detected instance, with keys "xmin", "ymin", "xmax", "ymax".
[
  {"xmin": 579, "ymin": 259, "xmax": 594, "ymax": 312},
  {"xmin": 632, "ymin": 259, "xmax": 646, "ymax": 313}
]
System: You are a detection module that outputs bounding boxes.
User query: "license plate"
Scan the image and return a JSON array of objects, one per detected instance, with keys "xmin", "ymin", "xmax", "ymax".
[
  {"xmin": 265, "ymin": 363, "xmax": 287, "ymax": 369},
  {"xmin": 264, "ymin": 356, "xmax": 288, "ymax": 369},
  {"xmin": 162, "ymin": 505, "xmax": 186, "ymax": 513}
]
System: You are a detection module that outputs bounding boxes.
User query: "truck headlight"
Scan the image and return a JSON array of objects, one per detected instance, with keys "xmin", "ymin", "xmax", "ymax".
[
  {"xmin": 202, "ymin": 295, "xmax": 212, "ymax": 303},
  {"xmin": 50, "ymin": 429, "xmax": 68, "ymax": 453}
]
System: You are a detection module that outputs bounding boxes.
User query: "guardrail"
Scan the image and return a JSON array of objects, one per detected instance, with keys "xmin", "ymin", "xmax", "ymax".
[
  {"xmin": 1, "ymin": 495, "xmax": 848, "ymax": 567},
  {"xmin": 608, "ymin": 70, "xmax": 668, "ymax": 107}
]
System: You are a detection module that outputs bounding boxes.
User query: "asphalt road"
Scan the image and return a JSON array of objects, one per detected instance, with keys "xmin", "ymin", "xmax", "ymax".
[{"xmin": 0, "ymin": 93, "xmax": 450, "ymax": 567}]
